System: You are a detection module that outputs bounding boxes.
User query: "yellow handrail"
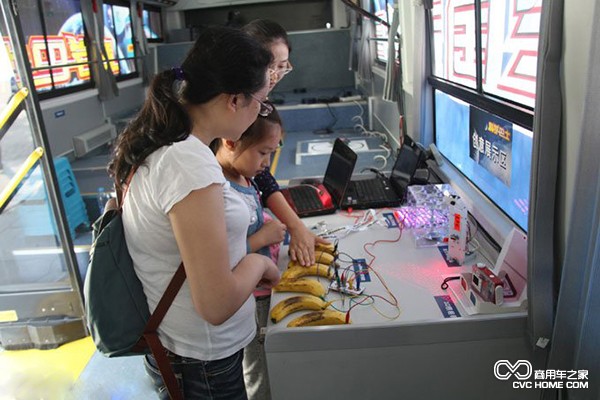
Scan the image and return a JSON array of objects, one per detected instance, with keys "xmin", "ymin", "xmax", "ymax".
[
  {"xmin": 0, "ymin": 87, "xmax": 28, "ymax": 140},
  {"xmin": 0, "ymin": 147, "xmax": 44, "ymax": 213},
  {"xmin": 270, "ymin": 147, "xmax": 281, "ymax": 176}
]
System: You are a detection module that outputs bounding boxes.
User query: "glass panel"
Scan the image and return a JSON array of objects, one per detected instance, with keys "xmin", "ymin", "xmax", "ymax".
[
  {"xmin": 2, "ymin": 36, "xmax": 20, "ymax": 93},
  {"xmin": 104, "ymin": 3, "xmax": 136, "ymax": 76},
  {"xmin": 372, "ymin": 0, "xmax": 389, "ymax": 62},
  {"xmin": 18, "ymin": 0, "xmax": 89, "ymax": 93},
  {"xmin": 431, "ymin": 0, "xmax": 478, "ymax": 89},
  {"xmin": 121, "ymin": 58, "xmax": 137, "ymax": 75},
  {"xmin": 1, "ymin": 42, "xmax": 87, "ymax": 291},
  {"xmin": 113, "ymin": 5, "xmax": 134, "ymax": 58},
  {"xmin": 15, "ymin": 0, "xmax": 45, "ymax": 70},
  {"xmin": 51, "ymin": 65, "xmax": 90, "ymax": 89},
  {"xmin": 482, "ymin": 0, "xmax": 541, "ymax": 108},
  {"xmin": 144, "ymin": 9, "xmax": 162, "ymax": 40},
  {"xmin": 434, "ymin": 90, "xmax": 532, "ymax": 231}
]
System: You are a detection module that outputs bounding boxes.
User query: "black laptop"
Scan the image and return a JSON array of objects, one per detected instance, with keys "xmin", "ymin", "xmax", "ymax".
[
  {"xmin": 341, "ymin": 142, "xmax": 423, "ymax": 210},
  {"xmin": 281, "ymin": 138, "xmax": 422, "ymax": 217},
  {"xmin": 281, "ymin": 138, "xmax": 357, "ymax": 218}
]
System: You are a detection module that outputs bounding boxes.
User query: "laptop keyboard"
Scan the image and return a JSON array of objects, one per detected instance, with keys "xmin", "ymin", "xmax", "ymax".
[
  {"xmin": 352, "ymin": 179, "xmax": 389, "ymax": 202},
  {"xmin": 290, "ymin": 186, "xmax": 323, "ymax": 211}
]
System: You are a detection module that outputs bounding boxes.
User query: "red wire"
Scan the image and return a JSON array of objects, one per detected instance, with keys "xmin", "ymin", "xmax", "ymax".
[
  {"xmin": 342, "ymin": 211, "xmax": 405, "ymax": 321},
  {"xmin": 359, "ymin": 221, "xmax": 403, "ymax": 308}
]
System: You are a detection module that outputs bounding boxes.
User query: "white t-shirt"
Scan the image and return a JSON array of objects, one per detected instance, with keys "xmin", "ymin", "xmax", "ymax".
[{"xmin": 122, "ymin": 135, "xmax": 255, "ymax": 361}]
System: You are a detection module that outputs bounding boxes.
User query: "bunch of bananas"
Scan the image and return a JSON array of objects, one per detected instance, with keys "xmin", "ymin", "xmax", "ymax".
[
  {"xmin": 270, "ymin": 241, "xmax": 350, "ymax": 327},
  {"xmin": 288, "ymin": 242, "xmax": 337, "ymax": 268}
]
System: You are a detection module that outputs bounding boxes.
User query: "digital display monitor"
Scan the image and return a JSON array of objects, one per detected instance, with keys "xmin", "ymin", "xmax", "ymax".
[{"xmin": 434, "ymin": 90, "xmax": 533, "ymax": 231}]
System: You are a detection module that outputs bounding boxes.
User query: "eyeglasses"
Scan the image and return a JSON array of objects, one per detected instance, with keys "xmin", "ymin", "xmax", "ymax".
[
  {"xmin": 249, "ymin": 94, "xmax": 274, "ymax": 117},
  {"xmin": 269, "ymin": 62, "xmax": 293, "ymax": 79}
]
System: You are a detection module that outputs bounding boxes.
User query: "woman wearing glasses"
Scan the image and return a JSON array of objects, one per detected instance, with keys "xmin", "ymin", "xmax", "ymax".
[
  {"xmin": 242, "ymin": 19, "xmax": 328, "ymax": 266},
  {"xmin": 241, "ymin": 19, "xmax": 330, "ymax": 400},
  {"xmin": 110, "ymin": 26, "xmax": 280, "ymax": 399}
]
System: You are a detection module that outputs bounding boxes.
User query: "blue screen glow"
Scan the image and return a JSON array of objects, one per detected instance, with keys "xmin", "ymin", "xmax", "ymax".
[{"xmin": 434, "ymin": 90, "xmax": 532, "ymax": 231}]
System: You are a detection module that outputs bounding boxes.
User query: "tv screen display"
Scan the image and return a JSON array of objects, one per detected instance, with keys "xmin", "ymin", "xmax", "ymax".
[{"xmin": 434, "ymin": 90, "xmax": 532, "ymax": 231}]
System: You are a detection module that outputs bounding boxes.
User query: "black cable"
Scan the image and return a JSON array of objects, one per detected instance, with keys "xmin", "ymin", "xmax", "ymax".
[
  {"xmin": 440, "ymin": 276, "xmax": 461, "ymax": 290},
  {"xmin": 360, "ymin": 167, "xmax": 388, "ymax": 181},
  {"xmin": 466, "ymin": 212, "xmax": 478, "ymax": 245},
  {"xmin": 468, "ymin": 211, "xmax": 501, "ymax": 253},
  {"xmin": 336, "ymin": 251, "xmax": 355, "ymax": 263},
  {"xmin": 325, "ymin": 103, "xmax": 337, "ymax": 132}
]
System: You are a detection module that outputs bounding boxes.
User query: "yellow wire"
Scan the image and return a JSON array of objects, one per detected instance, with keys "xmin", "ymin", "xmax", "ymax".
[{"xmin": 369, "ymin": 302, "xmax": 402, "ymax": 321}]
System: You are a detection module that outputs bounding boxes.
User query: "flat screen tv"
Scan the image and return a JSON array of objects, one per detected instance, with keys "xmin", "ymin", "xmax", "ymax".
[{"xmin": 434, "ymin": 90, "xmax": 533, "ymax": 232}]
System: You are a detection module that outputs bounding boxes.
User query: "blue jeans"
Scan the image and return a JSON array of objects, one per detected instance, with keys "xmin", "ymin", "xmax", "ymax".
[{"xmin": 144, "ymin": 348, "xmax": 248, "ymax": 400}]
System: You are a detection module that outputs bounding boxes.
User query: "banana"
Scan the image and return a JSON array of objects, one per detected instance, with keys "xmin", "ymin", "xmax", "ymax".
[
  {"xmin": 270, "ymin": 295, "xmax": 331, "ymax": 323},
  {"xmin": 315, "ymin": 242, "xmax": 336, "ymax": 255},
  {"xmin": 273, "ymin": 278, "xmax": 327, "ymax": 298},
  {"xmin": 282, "ymin": 263, "xmax": 333, "ymax": 280},
  {"xmin": 287, "ymin": 309, "xmax": 350, "ymax": 327},
  {"xmin": 314, "ymin": 250, "xmax": 336, "ymax": 265},
  {"xmin": 286, "ymin": 249, "xmax": 336, "ymax": 268}
]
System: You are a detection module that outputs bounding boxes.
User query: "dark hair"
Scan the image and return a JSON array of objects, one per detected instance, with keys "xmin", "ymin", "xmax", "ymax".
[
  {"xmin": 242, "ymin": 19, "xmax": 291, "ymax": 53},
  {"xmin": 109, "ymin": 26, "xmax": 272, "ymax": 189},
  {"xmin": 211, "ymin": 102, "xmax": 283, "ymax": 155}
]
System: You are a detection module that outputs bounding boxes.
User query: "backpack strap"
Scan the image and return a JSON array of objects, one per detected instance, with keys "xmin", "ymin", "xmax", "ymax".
[
  {"xmin": 144, "ymin": 332, "xmax": 182, "ymax": 400},
  {"xmin": 116, "ymin": 167, "xmax": 137, "ymax": 208},
  {"xmin": 143, "ymin": 262, "xmax": 186, "ymax": 333},
  {"xmin": 135, "ymin": 263, "xmax": 186, "ymax": 400}
]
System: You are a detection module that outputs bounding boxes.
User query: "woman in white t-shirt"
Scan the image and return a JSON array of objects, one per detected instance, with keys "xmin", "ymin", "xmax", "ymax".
[{"xmin": 109, "ymin": 26, "xmax": 280, "ymax": 400}]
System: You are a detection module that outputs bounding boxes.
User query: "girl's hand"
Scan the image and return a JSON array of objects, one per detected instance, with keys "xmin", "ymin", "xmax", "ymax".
[
  {"xmin": 259, "ymin": 219, "xmax": 287, "ymax": 246},
  {"xmin": 288, "ymin": 225, "xmax": 331, "ymax": 266}
]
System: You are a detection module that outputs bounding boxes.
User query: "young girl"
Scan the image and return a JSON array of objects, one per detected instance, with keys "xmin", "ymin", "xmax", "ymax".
[
  {"xmin": 212, "ymin": 104, "xmax": 285, "ymax": 400},
  {"xmin": 212, "ymin": 105, "xmax": 287, "ymax": 263}
]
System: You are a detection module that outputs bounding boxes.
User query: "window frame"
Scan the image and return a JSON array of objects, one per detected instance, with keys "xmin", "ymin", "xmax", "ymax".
[
  {"xmin": 16, "ymin": 0, "xmax": 141, "ymax": 100},
  {"xmin": 143, "ymin": 4, "xmax": 164, "ymax": 43},
  {"xmin": 102, "ymin": 0, "xmax": 139, "ymax": 82},
  {"xmin": 426, "ymin": 2, "xmax": 535, "ymax": 131},
  {"xmin": 370, "ymin": 0, "xmax": 396, "ymax": 66},
  {"xmin": 17, "ymin": 0, "xmax": 94, "ymax": 100},
  {"xmin": 426, "ymin": 1, "xmax": 539, "ymax": 235}
]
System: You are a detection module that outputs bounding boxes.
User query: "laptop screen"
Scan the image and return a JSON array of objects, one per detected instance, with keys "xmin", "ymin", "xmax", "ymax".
[
  {"xmin": 390, "ymin": 144, "xmax": 421, "ymax": 194},
  {"xmin": 322, "ymin": 139, "xmax": 357, "ymax": 206}
]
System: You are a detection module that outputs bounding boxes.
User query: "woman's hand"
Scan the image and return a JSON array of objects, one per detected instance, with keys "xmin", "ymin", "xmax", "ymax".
[
  {"xmin": 256, "ymin": 255, "xmax": 281, "ymax": 289},
  {"xmin": 288, "ymin": 224, "xmax": 331, "ymax": 266}
]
